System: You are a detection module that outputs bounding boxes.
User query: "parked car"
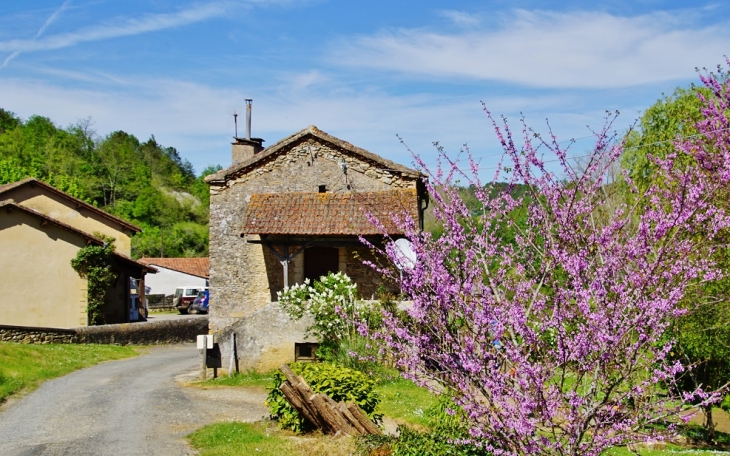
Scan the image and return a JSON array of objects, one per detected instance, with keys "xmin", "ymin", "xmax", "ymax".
[
  {"xmin": 173, "ymin": 287, "xmax": 208, "ymax": 314},
  {"xmin": 188, "ymin": 289, "xmax": 210, "ymax": 314}
]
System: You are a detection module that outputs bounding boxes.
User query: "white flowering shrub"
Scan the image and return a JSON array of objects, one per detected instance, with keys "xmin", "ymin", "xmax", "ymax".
[{"xmin": 277, "ymin": 271, "xmax": 358, "ymax": 346}]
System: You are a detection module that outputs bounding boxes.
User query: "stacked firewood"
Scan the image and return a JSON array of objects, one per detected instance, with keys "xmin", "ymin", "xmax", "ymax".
[{"xmin": 278, "ymin": 364, "xmax": 382, "ymax": 436}]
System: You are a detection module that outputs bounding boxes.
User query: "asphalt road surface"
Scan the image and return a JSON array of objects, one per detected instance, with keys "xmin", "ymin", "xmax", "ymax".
[{"xmin": 0, "ymin": 344, "xmax": 268, "ymax": 456}]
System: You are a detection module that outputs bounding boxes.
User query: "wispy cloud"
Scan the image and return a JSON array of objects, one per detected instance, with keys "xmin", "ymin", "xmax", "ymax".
[
  {"xmin": 331, "ymin": 9, "xmax": 730, "ymax": 89},
  {"xmin": 0, "ymin": 1, "xmax": 233, "ymax": 55},
  {"xmin": 438, "ymin": 10, "xmax": 481, "ymax": 27},
  {"xmin": 2, "ymin": 0, "xmax": 72, "ymax": 68}
]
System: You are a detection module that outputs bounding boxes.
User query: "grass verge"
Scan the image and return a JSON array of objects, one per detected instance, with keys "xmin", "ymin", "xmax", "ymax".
[
  {"xmin": 197, "ymin": 370, "xmax": 276, "ymax": 389},
  {"xmin": 0, "ymin": 341, "xmax": 138, "ymax": 403},
  {"xmin": 188, "ymin": 421, "xmax": 354, "ymax": 456}
]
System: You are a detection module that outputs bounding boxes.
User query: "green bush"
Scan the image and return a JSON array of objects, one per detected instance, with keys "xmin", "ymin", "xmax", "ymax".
[
  {"xmin": 721, "ymin": 394, "xmax": 730, "ymax": 413},
  {"xmin": 356, "ymin": 425, "xmax": 491, "ymax": 456},
  {"xmin": 266, "ymin": 362, "xmax": 382, "ymax": 433}
]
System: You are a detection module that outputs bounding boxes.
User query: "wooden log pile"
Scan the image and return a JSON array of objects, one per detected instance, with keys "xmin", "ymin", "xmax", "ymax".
[{"xmin": 278, "ymin": 364, "xmax": 382, "ymax": 436}]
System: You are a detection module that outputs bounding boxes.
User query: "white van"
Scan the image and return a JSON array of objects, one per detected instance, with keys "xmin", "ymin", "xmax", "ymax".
[{"xmin": 173, "ymin": 286, "xmax": 208, "ymax": 314}]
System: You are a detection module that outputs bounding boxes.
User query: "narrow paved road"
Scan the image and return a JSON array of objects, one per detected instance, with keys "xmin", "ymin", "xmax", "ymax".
[{"xmin": 0, "ymin": 344, "xmax": 268, "ymax": 456}]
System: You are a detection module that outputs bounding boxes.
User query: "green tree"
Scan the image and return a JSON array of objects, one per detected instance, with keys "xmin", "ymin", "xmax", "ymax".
[
  {"xmin": 621, "ymin": 85, "xmax": 708, "ymax": 191},
  {"xmin": 0, "ymin": 107, "xmax": 216, "ymax": 259},
  {"xmin": 622, "ymin": 81, "xmax": 730, "ymax": 439}
]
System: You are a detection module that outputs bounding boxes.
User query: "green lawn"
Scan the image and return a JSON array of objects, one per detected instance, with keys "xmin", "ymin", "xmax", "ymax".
[
  {"xmin": 197, "ymin": 370, "xmax": 276, "ymax": 389},
  {"xmin": 606, "ymin": 445, "xmax": 729, "ymax": 455},
  {"xmin": 0, "ymin": 341, "xmax": 138, "ymax": 402},
  {"xmin": 188, "ymin": 422, "xmax": 295, "ymax": 456},
  {"xmin": 188, "ymin": 421, "xmax": 354, "ymax": 456},
  {"xmin": 375, "ymin": 376, "xmax": 439, "ymax": 428}
]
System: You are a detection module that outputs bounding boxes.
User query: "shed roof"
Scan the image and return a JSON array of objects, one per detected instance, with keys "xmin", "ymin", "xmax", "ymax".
[
  {"xmin": 137, "ymin": 257, "xmax": 209, "ymax": 279},
  {"xmin": 241, "ymin": 189, "xmax": 418, "ymax": 236},
  {"xmin": 206, "ymin": 125, "xmax": 422, "ymax": 184},
  {"xmin": 0, "ymin": 178, "xmax": 141, "ymax": 233},
  {"xmin": 0, "ymin": 200, "xmax": 155, "ymax": 275}
]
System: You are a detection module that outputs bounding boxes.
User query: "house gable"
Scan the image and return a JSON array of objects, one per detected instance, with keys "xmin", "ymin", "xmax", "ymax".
[
  {"xmin": 206, "ymin": 125, "xmax": 421, "ymax": 186},
  {"xmin": 0, "ymin": 201, "xmax": 155, "ymax": 328},
  {"xmin": 0, "ymin": 178, "xmax": 140, "ymax": 256}
]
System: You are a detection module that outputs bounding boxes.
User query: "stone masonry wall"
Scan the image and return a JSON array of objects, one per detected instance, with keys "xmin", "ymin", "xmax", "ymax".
[
  {"xmin": 0, "ymin": 318, "xmax": 207, "ymax": 345},
  {"xmin": 0, "ymin": 325, "xmax": 76, "ymax": 344}
]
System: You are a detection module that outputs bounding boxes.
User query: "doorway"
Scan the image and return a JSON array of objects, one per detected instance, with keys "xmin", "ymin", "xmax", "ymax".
[{"xmin": 304, "ymin": 246, "xmax": 339, "ymax": 282}]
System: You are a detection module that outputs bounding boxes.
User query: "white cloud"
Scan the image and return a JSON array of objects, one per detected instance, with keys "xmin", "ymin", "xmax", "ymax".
[
  {"xmin": 0, "ymin": 71, "xmax": 596, "ymax": 174},
  {"xmin": 331, "ymin": 9, "xmax": 730, "ymax": 89},
  {"xmin": 0, "ymin": 2, "xmax": 233, "ymax": 54}
]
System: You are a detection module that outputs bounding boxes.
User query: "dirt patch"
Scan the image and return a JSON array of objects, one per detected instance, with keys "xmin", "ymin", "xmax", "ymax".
[
  {"xmin": 175, "ymin": 372, "xmax": 270, "ymax": 424},
  {"xmin": 687, "ymin": 408, "xmax": 730, "ymax": 434}
]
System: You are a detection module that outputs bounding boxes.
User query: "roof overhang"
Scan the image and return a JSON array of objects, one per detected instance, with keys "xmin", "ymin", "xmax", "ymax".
[{"xmin": 241, "ymin": 189, "xmax": 418, "ymax": 236}]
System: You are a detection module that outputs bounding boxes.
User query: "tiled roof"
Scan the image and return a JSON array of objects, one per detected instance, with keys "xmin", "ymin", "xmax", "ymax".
[
  {"xmin": 241, "ymin": 190, "xmax": 418, "ymax": 236},
  {"xmin": 206, "ymin": 125, "xmax": 422, "ymax": 184},
  {"xmin": 0, "ymin": 200, "xmax": 156, "ymax": 274},
  {"xmin": 137, "ymin": 257, "xmax": 209, "ymax": 278},
  {"xmin": 0, "ymin": 178, "xmax": 141, "ymax": 233}
]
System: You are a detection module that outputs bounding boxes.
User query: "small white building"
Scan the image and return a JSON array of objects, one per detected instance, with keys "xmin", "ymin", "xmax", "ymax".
[{"xmin": 137, "ymin": 258, "xmax": 209, "ymax": 296}]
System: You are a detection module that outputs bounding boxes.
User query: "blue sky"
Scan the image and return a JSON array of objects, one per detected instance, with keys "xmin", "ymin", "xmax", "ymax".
[{"xmin": 1, "ymin": 1, "xmax": 729, "ymax": 177}]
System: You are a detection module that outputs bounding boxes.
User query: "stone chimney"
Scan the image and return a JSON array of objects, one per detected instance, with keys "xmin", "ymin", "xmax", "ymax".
[
  {"xmin": 232, "ymin": 137, "xmax": 264, "ymax": 165},
  {"xmin": 232, "ymin": 99, "xmax": 264, "ymax": 165}
]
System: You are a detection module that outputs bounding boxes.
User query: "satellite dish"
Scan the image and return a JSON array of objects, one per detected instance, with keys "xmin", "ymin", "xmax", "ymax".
[{"xmin": 394, "ymin": 238, "xmax": 417, "ymax": 270}]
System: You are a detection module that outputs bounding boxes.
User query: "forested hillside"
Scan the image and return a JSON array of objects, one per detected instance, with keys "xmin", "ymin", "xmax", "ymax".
[{"xmin": 0, "ymin": 108, "xmax": 219, "ymax": 259}]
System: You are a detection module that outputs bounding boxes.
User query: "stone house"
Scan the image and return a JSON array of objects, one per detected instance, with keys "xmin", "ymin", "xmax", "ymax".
[
  {"xmin": 206, "ymin": 125, "xmax": 427, "ymax": 371},
  {"xmin": 0, "ymin": 178, "xmax": 155, "ymax": 328},
  {"xmin": 138, "ymin": 257, "xmax": 209, "ymax": 296}
]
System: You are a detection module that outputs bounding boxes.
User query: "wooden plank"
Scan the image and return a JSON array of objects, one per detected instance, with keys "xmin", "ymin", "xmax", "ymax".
[
  {"xmin": 321, "ymin": 394, "xmax": 357, "ymax": 435},
  {"xmin": 280, "ymin": 364, "xmax": 300, "ymax": 386},
  {"xmin": 311, "ymin": 394, "xmax": 355, "ymax": 436},
  {"xmin": 294, "ymin": 382, "xmax": 331, "ymax": 433},
  {"xmin": 346, "ymin": 402, "xmax": 382, "ymax": 435},
  {"xmin": 280, "ymin": 381, "xmax": 320, "ymax": 428},
  {"xmin": 337, "ymin": 401, "xmax": 367, "ymax": 435}
]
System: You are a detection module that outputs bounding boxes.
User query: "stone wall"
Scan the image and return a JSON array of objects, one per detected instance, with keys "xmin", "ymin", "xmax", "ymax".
[
  {"xmin": 0, "ymin": 325, "xmax": 76, "ymax": 344},
  {"xmin": 75, "ymin": 317, "xmax": 208, "ymax": 345},
  {"xmin": 0, "ymin": 317, "xmax": 208, "ymax": 345},
  {"xmin": 218, "ymin": 302, "xmax": 315, "ymax": 372}
]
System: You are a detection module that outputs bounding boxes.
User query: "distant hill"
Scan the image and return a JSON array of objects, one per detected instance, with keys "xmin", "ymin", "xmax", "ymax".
[{"xmin": 0, "ymin": 108, "xmax": 220, "ymax": 259}]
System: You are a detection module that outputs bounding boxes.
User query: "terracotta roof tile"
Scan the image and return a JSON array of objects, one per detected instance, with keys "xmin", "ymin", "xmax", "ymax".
[
  {"xmin": 138, "ymin": 257, "xmax": 209, "ymax": 278},
  {"xmin": 241, "ymin": 190, "xmax": 418, "ymax": 236}
]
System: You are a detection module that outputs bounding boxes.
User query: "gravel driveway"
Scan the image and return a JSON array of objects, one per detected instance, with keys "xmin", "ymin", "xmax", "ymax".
[{"xmin": 0, "ymin": 344, "xmax": 269, "ymax": 456}]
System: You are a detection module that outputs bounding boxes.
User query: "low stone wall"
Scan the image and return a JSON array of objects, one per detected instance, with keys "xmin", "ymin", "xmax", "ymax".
[
  {"xmin": 0, "ymin": 325, "xmax": 77, "ymax": 344},
  {"xmin": 0, "ymin": 317, "xmax": 208, "ymax": 345}
]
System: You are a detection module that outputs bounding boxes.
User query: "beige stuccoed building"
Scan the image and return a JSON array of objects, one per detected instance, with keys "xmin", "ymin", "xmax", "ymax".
[
  {"xmin": 206, "ymin": 121, "xmax": 427, "ymax": 372},
  {"xmin": 0, "ymin": 179, "xmax": 155, "ymax": 328}
]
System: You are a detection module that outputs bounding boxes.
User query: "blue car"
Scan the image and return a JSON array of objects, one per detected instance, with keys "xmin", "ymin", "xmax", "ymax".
[{"xmin": 189, "ymin": 289, "xmax": 209, "ymax": 314}]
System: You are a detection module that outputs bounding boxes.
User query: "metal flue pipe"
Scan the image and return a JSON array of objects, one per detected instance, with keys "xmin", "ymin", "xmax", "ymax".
[{"xmin": 245, "ymin": 99, "xmax": 252, "ymax": 140}]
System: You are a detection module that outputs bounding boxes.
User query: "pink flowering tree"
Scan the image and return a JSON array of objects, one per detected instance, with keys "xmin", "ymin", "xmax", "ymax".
[{"xmin": 363, "ymin": 68, "xmax": 730, "ymax": 455}]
